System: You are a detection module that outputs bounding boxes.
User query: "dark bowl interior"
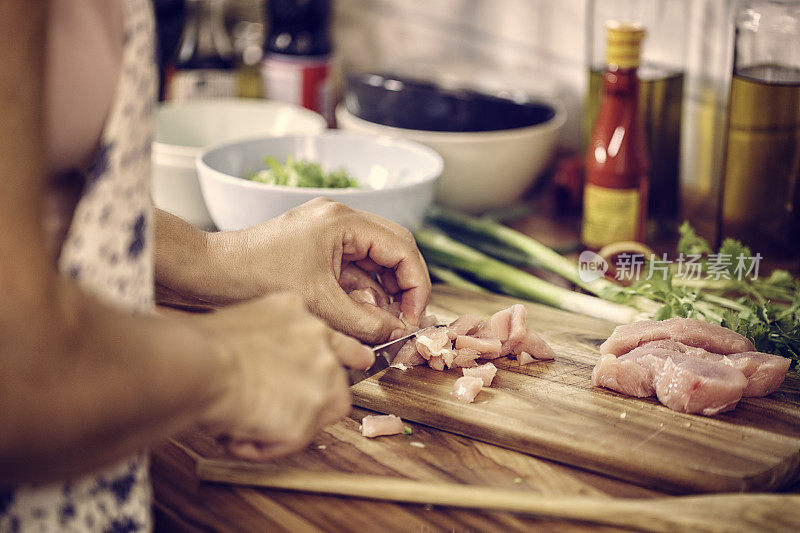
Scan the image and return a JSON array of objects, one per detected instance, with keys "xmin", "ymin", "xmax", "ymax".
[{"xmin": 344, "ymin": 72, "xmax": 556, "ymax": 133}]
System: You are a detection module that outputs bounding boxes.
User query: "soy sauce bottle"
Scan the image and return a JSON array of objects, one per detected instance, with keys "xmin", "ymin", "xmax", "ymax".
[
  {"xmin": 581, "ymin": 21, "xmax": 649, "ymax": 249},
  {"xmin": 167, "ymin": 0, "xmax": 236, "ymax": 101},
  {"xmin": 261, "ymin": 0, "xmax": 335, "ymax": 125}
]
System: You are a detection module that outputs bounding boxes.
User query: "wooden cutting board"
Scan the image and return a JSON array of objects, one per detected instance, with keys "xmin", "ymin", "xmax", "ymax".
[{"xmin": 351, "ymin": 285, "xmax": 800, "ymax": 493}]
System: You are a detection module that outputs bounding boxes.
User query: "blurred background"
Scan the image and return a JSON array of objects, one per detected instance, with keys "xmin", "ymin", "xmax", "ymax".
[{"xmin": 152, "ymin": 0, "xmax": 799, "ymax": 265}]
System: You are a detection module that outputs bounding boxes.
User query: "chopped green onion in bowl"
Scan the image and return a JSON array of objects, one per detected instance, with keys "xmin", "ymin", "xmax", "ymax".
[{"xmin": 248, "ymin": 155, "xmax": 359, "ymax": 189}]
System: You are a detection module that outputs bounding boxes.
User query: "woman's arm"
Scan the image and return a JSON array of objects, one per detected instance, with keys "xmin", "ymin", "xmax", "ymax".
[
  {"xmin": 0, "ymin": 0, "xmax": 370, "ymax": 485},
  {"xmin": 154, "ymin": 201, "xmax": 433, "ymax": 344}
]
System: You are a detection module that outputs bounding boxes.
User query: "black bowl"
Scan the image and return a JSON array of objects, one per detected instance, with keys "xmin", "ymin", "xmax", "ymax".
[{"xmin": 343, "ymin": 72, "xmax": 556, "ymax": 133}]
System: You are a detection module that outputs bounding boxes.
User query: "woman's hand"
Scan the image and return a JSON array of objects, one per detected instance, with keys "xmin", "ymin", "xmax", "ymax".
[
  {"xmin": 156, "ymin": 199, "xmax": 432, "ymax": 344},
  {"xmin": 196, "ymin": 291, "xmax": 373, "ymax": 461}
]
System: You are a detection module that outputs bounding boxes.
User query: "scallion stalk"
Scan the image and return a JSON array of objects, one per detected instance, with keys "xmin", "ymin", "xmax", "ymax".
[{"xmin": 415, "ymin": 228, "xmax": 644, "ymax": 324}]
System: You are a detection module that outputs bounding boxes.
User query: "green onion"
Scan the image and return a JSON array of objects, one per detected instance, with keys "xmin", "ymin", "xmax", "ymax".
[{"xmin": 415, "ymin": 228, "xmax": 643, "ymax": 324}]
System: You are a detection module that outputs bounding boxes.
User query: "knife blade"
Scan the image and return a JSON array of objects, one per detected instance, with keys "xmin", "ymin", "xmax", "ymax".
[{"xmin": 347, "ymin": 331, "xmax": 421, "ymax": 385}]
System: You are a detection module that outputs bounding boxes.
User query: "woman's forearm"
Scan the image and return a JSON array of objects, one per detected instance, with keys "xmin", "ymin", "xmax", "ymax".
[
  {"xmin": 154, "ymin": 209, "xmax": 244, "ymax": 309},
  {"xmin": 0, "ymin": 276, "xmax": 231, "ymax": 485}
]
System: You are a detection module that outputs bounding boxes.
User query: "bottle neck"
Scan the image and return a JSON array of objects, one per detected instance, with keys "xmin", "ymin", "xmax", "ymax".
[
  {"xmin": 177, "ymin": 0, "xmax": 233, "ymax": 69},
  {"xmin": 603, "ymin": 64, "xmax": 640, "ymax": 97}
]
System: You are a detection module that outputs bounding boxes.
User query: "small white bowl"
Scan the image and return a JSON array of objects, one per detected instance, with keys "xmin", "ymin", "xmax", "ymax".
[
  {"xmin": 153, "ymin": 99, "xmax": 327, "ymax": 229},
  {"xmin": 336, "ymin": 102, "xmax": 566, "ymax": 214},
  {"xmin": 196, "ymin": 131, "xmax": 444, "ymax": 231}
]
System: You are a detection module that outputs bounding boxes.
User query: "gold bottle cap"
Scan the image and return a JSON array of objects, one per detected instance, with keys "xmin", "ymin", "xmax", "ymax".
[{"xmin": 606, "ymin": 20, "xmax": 645, "ymax": 69}]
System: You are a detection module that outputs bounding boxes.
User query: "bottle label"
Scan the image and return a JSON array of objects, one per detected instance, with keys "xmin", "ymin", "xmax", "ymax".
[
  {"xmin": 168, "ymin": 69, "xmax": 236, "ymax": 102},
  {"xmin": 581, "ymin": 184, "xmax": 641, "ymax": 247},
  {"xmin": 261, "ymin": 55, "xmax": 334, "ymax": 125}
]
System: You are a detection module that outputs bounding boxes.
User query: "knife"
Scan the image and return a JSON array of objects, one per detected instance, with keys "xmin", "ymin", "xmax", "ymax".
[{"xmin": 347, "ymin": 331, "xmax": 421, "ymax": 385}]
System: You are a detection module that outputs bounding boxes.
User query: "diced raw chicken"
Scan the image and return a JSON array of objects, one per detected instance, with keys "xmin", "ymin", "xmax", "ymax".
[
  {"xmin": 453, "ymin": 348, "xmax": 481, "ymax": 368},
  {"xmin": 507, "ymin": 304, "xmax": 528, "ymax": 345},
  {"xmin": 654, "ymin": 355, "xmax": 747, "ymax": 415},
  {"xmin": 446, "ymin": 314, "xmax": 483, "ymax": 339},
  {"xmin": 723, "ymin": 352, "xmax": 790, "ymax": 397},
  {"xmin": 419, "ymin": 314, "xmax": 439, "ymax": 328},
  {"xmin": 392, "ymin": 340, "xmax": 426, "ymax": 366},
  {"xmin": 600, "ymin": 317, "xmax": 755, "ymax": 357},
  {"xmin": 415, "ymin": 328, "xmax": 451, "ymax": 359},
  {"xmin": 441, "ymin": 349, "xmax": 456, "ymax": 368},
  {"xmin": 462, "ymin": 362, "xmax": 497, "ymax": 386},
  {"xmin": 475, "ymin": 307, "xmax": 512, "ymax": 342},
  {"xmin": 516, "ymin": 352, "xmax": 535, "ymax": 365},
  {"xmin": 454, "ymin": 335, "xmax": 502, "ymax": 356},
  {"xmin": 452, "ymin": 376, "xmax": 484, "ymax": 403},
  {"xmin": 361, "ymin": 414, "xmax": 405, "ymax": 438},
  {"xmin": 374, "ymin": 304, "xmax": 554, "ymax": 372},
  {"xmin": 510, "ymin": 330, "xmax": 556, "ymax": 360},
  {"xmin": 348, "ymin": 288, "xmax": 379, "ymax": 307}
]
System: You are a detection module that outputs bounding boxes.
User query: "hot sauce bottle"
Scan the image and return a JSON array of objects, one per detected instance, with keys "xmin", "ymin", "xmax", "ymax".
[{"xmin": 581, "ymin": 21, "xmax": 649, "ymax": 249}]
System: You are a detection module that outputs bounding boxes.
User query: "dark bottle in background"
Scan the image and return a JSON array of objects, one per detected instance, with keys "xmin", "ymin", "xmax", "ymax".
[
  {"xmin": 261, "ymin": 0, "xmax": 335, "ymax": 125},
  {"xmin": 166, "ymin": 0, "xmax": 236, "ymax": 101}
]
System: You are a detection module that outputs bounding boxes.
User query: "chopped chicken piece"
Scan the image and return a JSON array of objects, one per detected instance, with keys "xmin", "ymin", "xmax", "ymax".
[
  {"xmin": 462, "ymin": 362, "xmax": 498, "ymax": 386},
  {"xmin": 361, "ymin": 414, "xmax": 405, "ymax": 438},
  {"xmin": 452, "ymin": 376, "xmax": 484, "ymax": 403}
]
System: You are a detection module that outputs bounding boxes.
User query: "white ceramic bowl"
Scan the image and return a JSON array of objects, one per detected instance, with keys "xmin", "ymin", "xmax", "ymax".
[
  {"xmin": 153, "ymin": 99, "xmax": 327, "ymax": 229},
  {"xmin": 336, "ymin": 102, "xmax": 566, "ymax": 214},
  {"xmin": 196, "ymin": 131, "xmax": 444, "ymax": 231}
]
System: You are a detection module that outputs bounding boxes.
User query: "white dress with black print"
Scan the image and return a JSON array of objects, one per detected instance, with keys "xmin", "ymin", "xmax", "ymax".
[{"xmin": 1, "ymin": 0, "xmax": 157, "ymax": 531}]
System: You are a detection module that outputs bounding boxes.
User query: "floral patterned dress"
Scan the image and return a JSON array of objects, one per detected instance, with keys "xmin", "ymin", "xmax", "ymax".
[{"xmin": 1, "ymin": 0, "xmax": 158, "ymax": 530}]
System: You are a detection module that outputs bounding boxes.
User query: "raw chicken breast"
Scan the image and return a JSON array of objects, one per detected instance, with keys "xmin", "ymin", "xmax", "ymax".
[
  {"xmin": 447, "ymin": 314, "xmax": 483, "ymax": 339},
  {"xmin": 454, "ymin": 335, "xmax": 502, "ymax": 356},
  {"xmin": 600, "ymin": 317, "xmax": 755, "ymax": 357},
  {"xmin": 655, "ymin": 355, "xmax": 747, "ymax": 415},
  {"xmin": 380, "ymin": 304, "xmax": 555, "ymax": 372},
  {"xmin": 592, "ymin": 351, "xmax": 665, "ymax": 397},
  {"xmin": 452, "ymin": 376, "xmax": 484, "ymax": 403},
  {"xmin": 361, "ymin": 414, "xmax": 405, "ymax": 438},
  {"xmin": 723, "ymin": 352, "xmax": 791, "ymax": 397},
  {"xmin": 640, "ymin": 340, "xmax": 789, "ymax": 397},
  {"xmin": 593, "ymin": 343, "xmax": 749, "ymax": 415},
  {"xmin": 516, "ymin": 352, "xmax": 535, "ymax": 365},
  {"xmin": 453, "ymin": 348, "xmax": 481, "ymax": 367},
  {"xmin": 392, "ymin": 340, "xmax": 426, "ymax": 366},
  {"xmin": 415, "ymin": 328, "xmax": 451, "ymax": 359},
  {"xmin": 348, "ymin": 288, "xmax": 379, "ymax": 307},
  {"xmin": 429, "ymin": 355, "xmax": 446, "ymax": 371},
  {"xmin": 462, "ymin": 362, "xmax": 498, "ymax": 386},
  {"xmin": 475, "ymin": 307, "xmax": 512, "ymax": 342},
  {"xmin": 510, "ymin": 330, "xmax": 556, "ymax": 360},
  {"xmin": 507, "ymin": 304, "xmax": 529, "ymax": 344}
]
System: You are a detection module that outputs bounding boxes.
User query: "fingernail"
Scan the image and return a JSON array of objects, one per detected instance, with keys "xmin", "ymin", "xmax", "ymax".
[{"xmin": 389, "ymin": 327, "xmax": 406, "ymax": 341}]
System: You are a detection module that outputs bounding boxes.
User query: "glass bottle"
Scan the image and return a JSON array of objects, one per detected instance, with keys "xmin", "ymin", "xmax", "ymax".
[
  {"xmin": 167, "ymin": 0, "xmax": 236, "ymax": 101},
  {"xmin": 582, "ymin": 21, "xmax": 649, "ymax": 249},
  {"xmin": 260, "ymin": 0, "xmax": 335, "ymax": 125},
  {"xmin": 718, "ymin": 0, "xmax": 800, "ymax": 259},
  {"xmin": 584, "ymin": 0, "xmax": 688, "ymax": 239}
]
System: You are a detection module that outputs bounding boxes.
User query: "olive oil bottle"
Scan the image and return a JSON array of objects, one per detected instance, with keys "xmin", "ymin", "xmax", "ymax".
[
  {"xmin": 584, "ymin": 63, "xmax": 684, "ymax": 237},
  {"xmin": 720, "ymin": 64, "xmax": 800, "ymax": 252},
  {"xmin": 718, "ymin": 0, "xmax": 800, "ymax": 259}
]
